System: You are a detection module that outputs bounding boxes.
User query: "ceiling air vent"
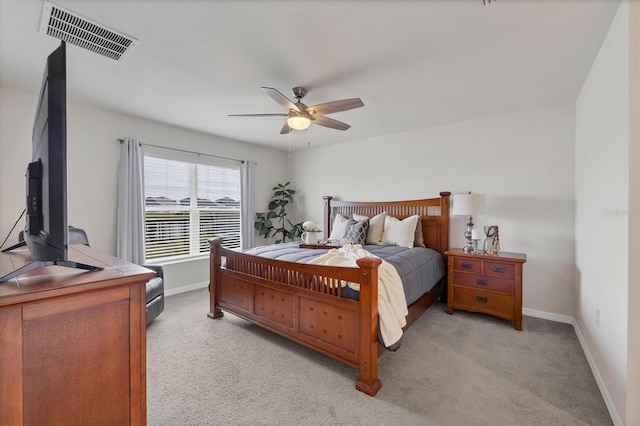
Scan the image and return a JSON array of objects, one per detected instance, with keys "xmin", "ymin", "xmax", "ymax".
[{"xmin": 39, "ymin": 1, "xmax": 138, "ymax": 61}]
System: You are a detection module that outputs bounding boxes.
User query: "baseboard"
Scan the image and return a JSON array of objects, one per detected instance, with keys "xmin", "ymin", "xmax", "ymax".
[
  {"xmin": 522, "ymin": 307, "xmax": 574, "ymax": 324},
  {"xmin": 571, "ymin": 320, "xmax": 623, "ymax": 425},
  {"xmin": 165, "ymin": 281, "xmax": 208, "ymax": 297},
  {"xmin": 523, "ymin": 307, "xmax": 620, "ymax": 424}
]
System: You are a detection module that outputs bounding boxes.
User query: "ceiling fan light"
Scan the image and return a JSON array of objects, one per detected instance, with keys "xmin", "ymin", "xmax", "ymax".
[{"xmin": 287, "ymin": 115, "xmax": 311, "ymax": 130}]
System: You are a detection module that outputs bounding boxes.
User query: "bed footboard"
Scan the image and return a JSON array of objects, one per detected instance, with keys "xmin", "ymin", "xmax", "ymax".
[{"xmin": 208, "ymin": 238, "xmax": 382, "ymax": 395}]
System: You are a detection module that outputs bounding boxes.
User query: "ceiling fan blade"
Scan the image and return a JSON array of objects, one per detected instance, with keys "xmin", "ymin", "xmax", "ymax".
[
  {"xmin": 312, "ymin": 115, "xmax": 351, "ymax": 131},
  {"xmin": 307, "ymin": 98, "xmax": 364, "ymax": 116},
  {"xmin": 228, "ymin": 113, "xmax": 288, "ymax": 117},
  {"xmin": 280, "ymin": 122, "xmax": 292, "ymax": 134},
  {"xmin": 262, "ymin": 87, "xmax": 300, "ymax": 112}
]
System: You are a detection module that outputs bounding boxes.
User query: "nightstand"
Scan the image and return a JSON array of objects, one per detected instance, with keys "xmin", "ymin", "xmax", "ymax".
[{"xmin": 445, "ymin": 248, "xmax": 527, "ymax": 330}]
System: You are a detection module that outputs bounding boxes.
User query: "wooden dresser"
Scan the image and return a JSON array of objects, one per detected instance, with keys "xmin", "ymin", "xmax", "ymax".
[
  {"xmin": 0, "ymin": 244, "xmax": 155, "ymax": 425},
  {"xmin": 445, "ymin": 248, "xmax": 526, "ymax": 330}
]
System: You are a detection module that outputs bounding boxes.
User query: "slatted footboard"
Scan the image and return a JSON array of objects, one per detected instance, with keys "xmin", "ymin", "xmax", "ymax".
[{"xmin": 208, "ymin": 238, "xmax": 383, "ymax": 395}]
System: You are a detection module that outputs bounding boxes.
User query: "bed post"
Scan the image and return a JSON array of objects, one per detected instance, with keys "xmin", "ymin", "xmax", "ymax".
[
  {"xmin": 207, "ymin": 238, "xmax": 224, "ymax": 319},
  {"xmin": 439, "ymin": 192, "xmax": 451, "ymax": 255},
  {"xmin": 322, "ymin": 196, "xmax": 333, "ymax": 240},
  {"xmin": 355, "ymin": 257, "xmax": 383, "ymax": 396}
]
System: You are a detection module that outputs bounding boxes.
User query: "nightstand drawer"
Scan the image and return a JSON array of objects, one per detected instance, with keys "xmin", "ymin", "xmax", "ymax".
[
  {"xmin": 452, "ymin": 272, "xmax": 514, "ymax": 294},
  {"xmin": 484, "ymin": 261, "xmax": 515, "ymax": 279},
  {"xmin": 453, "ymin": 287, "xmax": 514, "ymax": 319},
  {"xmin": 453, "ymin": 258, "xmax": 481, "ymax": 273}
]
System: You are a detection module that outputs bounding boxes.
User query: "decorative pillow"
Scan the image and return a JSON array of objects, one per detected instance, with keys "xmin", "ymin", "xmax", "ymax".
[
  {"xmin": 353, "ymin": 212, "xmax": 387, "ymax": 245},
  {"xmin": 381, "ymin": 215, "xmax": 420, "ymax": 248},
  {"xmin": 329, "ymin": 214, "xmax": 349, "ymax": 240},
  {"xmin": 344, "ymin": 219, "xmax": 369, "ymax": 246},
  {"xmin": 414, "ymin": 218, "xmax": 426, "ymax": 248}
]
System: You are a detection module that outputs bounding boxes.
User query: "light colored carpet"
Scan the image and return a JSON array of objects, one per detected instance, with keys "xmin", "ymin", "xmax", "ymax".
[{"xmin": 147, "ymin": 288, "xmax": 612, "ymax": 425}]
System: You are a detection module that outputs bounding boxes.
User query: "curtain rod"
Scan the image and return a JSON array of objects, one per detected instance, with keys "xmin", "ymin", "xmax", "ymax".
[{"xmin": 117, "ymin": 138, "xmax": 247, "ymax": 164}]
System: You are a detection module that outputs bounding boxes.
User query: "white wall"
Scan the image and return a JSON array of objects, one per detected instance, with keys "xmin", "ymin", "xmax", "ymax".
[
  {"xmin": 627, "ymin": 2, "xmax": 640, "ymax": 424},
  {"xmin": 0, "ymin": 85, "xmax": 288, "ymax": 292},
  {"xmin": 289, "ymin": 102, "xmax": 576, "ymax": 317},
  {"xmin": 575, "ymin": 2, "xmax": 629, "ymax": 424}
]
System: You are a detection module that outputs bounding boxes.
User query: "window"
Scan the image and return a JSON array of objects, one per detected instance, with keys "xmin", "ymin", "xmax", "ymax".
[{"xmin": 143, "ymin": 153, "xmax": 241, "ymax": 261}]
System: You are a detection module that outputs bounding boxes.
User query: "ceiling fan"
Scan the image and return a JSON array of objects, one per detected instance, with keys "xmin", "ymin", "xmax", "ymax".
[{"xmin": 229, "ymin": 87, "xmax": 364, "ymax": 134}]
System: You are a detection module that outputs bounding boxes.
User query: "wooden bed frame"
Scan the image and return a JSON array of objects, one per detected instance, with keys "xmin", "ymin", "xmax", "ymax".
[{"xmin": 208, "ymin": 192, "xmax": 450, "ymax": 396}]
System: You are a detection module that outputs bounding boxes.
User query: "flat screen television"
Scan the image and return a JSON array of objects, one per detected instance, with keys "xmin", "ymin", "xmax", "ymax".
[{"xmin": 0, "ymin": 42, "xmax": 100, "ymax": 282}]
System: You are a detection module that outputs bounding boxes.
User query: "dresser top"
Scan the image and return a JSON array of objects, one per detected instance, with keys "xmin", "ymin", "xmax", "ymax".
[
  {"xmin": 445, "ymin": 248, "xmax": 527, "ymax": 263},
  {"xmin": 0, "ymin": 244, "xmax": 155, "ymax": 306}
]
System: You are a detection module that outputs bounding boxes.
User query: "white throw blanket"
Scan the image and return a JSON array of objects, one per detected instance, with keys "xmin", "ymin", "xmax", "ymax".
[{"xmin": 308, "ymin": 244, "xmax": 408, "ymax": 347}]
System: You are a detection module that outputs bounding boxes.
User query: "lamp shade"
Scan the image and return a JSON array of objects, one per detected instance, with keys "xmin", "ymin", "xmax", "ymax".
[{"xmin": 452, "ymin": 192, "xmax": 482, "ymax": 216}]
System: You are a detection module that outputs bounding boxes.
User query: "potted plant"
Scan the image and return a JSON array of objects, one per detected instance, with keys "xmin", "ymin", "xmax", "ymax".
[{"xmin": 255, "ymin": 182, "xmax": 303, "ymax": 243}]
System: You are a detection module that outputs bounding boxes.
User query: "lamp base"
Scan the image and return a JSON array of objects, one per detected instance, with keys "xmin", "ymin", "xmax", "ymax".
[{"xmin": 462, "ymin": 215, "xmax": 474, "ymax": 253}]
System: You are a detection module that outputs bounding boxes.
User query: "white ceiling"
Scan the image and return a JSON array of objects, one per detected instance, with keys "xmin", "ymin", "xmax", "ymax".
[{"xmin": 0, "ymin": 0, "xmax": 620, "ymax": 152}]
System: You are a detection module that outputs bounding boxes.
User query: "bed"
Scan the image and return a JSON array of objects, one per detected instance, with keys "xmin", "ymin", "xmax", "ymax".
[{"xmin": 208, "ymin": 192, "xmax": 451, "ymax": 396}]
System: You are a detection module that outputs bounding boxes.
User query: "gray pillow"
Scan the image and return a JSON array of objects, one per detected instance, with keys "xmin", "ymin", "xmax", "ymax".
[
  {"xmin": 344, "ymin": 219, "xmax": 369, "ymax": 245},
  {"xmin": 414, "ymin": 218, "xmax": 426, "ymax": 248}
]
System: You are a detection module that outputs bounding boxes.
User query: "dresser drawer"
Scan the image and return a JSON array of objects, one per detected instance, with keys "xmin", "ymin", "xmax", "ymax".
[
  {"xmin": 453, "ymin": 257, "xmax": 481, "ymax": 273},
  {"xmin": 452, "ymin": 272, "xmax": 514, "ymax": 294},
  {"xmin": 453, "ymin": 287, "xmax": 514, "ymax": 320},
  {"xmin": 483, "ymin": 261, "xmax": 515, "ymax": 279}
]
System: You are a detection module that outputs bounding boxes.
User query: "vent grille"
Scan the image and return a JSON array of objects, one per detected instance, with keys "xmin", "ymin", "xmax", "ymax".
[{"xmin": 39, "ymin": 1, "xmax": 137, "ymax": 61}]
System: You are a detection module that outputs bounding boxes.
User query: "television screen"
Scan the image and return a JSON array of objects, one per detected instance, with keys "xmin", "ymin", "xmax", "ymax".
[
  {"xmin": 26, "ymin": 41, "xmax": 68, "ymax": 261},
  {"xmin": 0, "ymin": 42, "xmax": 101, "ymax": 282}
]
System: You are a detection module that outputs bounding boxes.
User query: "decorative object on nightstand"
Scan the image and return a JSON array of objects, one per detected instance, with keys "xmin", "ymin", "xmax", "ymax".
[
  {"xmin": 445, "ymin": 248, "xmax": 526, "ymax": 330},
  {"xmin": 452, "ymin": 192, "xmax": 482, "ymax": 253},
  {"xmin": 483, "ymin": 225, "xmax": 501, "ymax": 255},
  {"xmin": 471, "ymin": 228, "xmax": 482, "ymax": 254}
]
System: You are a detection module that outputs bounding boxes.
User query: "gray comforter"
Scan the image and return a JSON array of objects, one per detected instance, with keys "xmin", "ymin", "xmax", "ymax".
[{"xmin": 244, "ymin": 242, "xmax": 446, "ymax": 306}]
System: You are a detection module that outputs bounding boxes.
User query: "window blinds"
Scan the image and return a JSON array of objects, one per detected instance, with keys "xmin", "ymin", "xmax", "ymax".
[{"xmin": 144, "ymin": 155, "xmax": 241, "ymax": 260}]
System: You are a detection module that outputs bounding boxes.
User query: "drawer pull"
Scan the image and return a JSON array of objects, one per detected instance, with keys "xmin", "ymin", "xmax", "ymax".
[
  {"xmin": 492, "ymin": 266, "xmax": 505, "ymax": 273},
  {"xmin": 476, "ymin": 279, "xmax": 488, "ymax": 286},
  {"xmin": 476, "ymin": 296, "xmax": 488, "ymax": 303},
  {"xmin": 462, "ymin": 263, "xmax": 473, "ymax": 269}
]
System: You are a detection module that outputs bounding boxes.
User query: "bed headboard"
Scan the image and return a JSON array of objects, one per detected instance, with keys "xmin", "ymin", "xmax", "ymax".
[{"xmin": 323, "ymin": 192, "xmax": 451, "ymax": 257}]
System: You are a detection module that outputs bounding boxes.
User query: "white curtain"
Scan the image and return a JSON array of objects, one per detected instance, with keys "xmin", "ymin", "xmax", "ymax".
[
  {"xmin": 240, "ymin": 160, "xmax": 256, "ymax": 249},
  {"xmin": 116, "ymin": 138, "xmax": 145, "ymax": 264}
]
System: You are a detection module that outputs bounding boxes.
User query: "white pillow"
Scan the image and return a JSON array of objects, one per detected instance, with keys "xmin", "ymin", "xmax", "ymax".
[
  {"xmin": 329, "ymin": 214, "xmax": 349, "ymax": 240},
  {"xmin": 381, "ymin": 215, "xmax": 419, "ymax": 248},
  {"xmin": 353, "ymin": 212, "xmax": 387, "ymax": 245}
]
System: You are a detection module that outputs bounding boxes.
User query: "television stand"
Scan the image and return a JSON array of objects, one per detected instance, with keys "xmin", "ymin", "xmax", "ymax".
[
  {"xmin": 0, "ymin": 259, "xmax": 103, "ymax": 283},
  {"xmin": 0, "ymin": 243, "xmax": 154, "ymax": 425}
]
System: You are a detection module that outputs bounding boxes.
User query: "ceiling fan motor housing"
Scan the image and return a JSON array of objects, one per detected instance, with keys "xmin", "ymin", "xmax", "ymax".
[{"xmin": 291, "ymin": 86, "xmax": 307, "ymax": 100}]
